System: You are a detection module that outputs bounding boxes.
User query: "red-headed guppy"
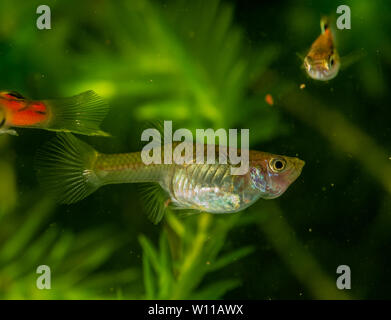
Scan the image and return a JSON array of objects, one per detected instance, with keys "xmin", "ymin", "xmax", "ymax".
[
  {"xmin": 0, "ymin": 90, "xmax": 110, "ymax": 136},
  {"xmin": 35, "ymin": 133, "xmax": 305, "ymax": 224},
  {"xmin": 303, "ymin": 17, "xmax": 340, "ymax": 81}
]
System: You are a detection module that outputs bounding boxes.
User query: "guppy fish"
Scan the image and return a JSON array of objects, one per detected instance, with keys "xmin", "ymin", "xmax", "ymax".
[
  {"xmin": 303, "ymin": 17, "xmax": 340, "ymax": 81},
  {"xmin": 35, "ymin": 133, "xmax": 305, "ymax": 224},
  {"xmin": 0, "ymin": 90, "xmax": 110, "ymax": 136}
]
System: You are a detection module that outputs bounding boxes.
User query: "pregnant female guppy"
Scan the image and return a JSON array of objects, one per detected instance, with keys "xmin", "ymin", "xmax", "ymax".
[
  {"xmin": 36, "ymin": 133, "xmax": 305, "ymax": 224},
  {"xmin": 0, "ymin": 90, "xmax": 109, "ymax": 136}
]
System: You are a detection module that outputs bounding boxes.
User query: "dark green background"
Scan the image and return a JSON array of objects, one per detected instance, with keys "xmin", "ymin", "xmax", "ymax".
[{"xmin": 0, "ymin": 0, "xmax": 390, "ymax": 299}]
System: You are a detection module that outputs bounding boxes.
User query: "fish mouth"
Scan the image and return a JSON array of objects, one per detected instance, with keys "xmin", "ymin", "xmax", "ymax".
[
  {"xmin": 295, "ymin": 158, "xmax": 305, "ymax": 170},
  {"xmin": 306, "ymin": 68, "xmax": 336, "ymax": 81},
  {"xmin": 304, "ymin": 59, "xmax": 338, "ymax": 81},
  {"xmin": 288, "ymin": 158, "xmax": 305, "ymax": 182},
  {"xmin": 304, "ymin": 57, "xmax": 328, "ymax": 70},
  {"xmin": 260, "ymin": 158, "xmax": 305, "ymax": 200}
]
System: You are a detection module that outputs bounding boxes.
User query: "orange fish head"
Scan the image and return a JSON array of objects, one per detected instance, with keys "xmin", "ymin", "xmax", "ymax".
[
  {"xmin": 304, "ymin": 52, "xmax": 340, "ymax": 81},
  {"xmin": 250, "ymin": 153, "xmax": 305, "ymax": 199}
]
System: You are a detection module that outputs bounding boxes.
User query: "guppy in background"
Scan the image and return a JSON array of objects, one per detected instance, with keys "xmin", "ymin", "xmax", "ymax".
[
  {"xmin": 303, "ymin": 17, "xmax": 340, "ymax": 81},
  {"xmin": 0, "ymin": 90, "xmax": 110, "ymax": 136},
  {"xmin": 35, "ymin": 133, "xmax": 305, "ymax": 224}
]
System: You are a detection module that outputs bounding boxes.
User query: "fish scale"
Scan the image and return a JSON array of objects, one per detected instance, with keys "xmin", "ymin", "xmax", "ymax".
[
  {"xmin": 167, "ymin": 164, "xmax": 242, "ymax": 212},
  {"xmin": 95, "ymin": 152, "xmax": 166, "ymax": 184}
]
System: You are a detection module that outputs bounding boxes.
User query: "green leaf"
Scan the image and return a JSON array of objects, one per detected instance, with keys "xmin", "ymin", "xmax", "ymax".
[
  {"xmin": 139, "ymin": 235, "xmax": 160, "ymax": 273},
  {"xmin": 190, "ymin": 279, "xmax": 240, "ymax": 300},
  {"xmin": 208, "ymin": 246, "xmax": 255, "ymax": 272},
  {"xmin": 143, "ymin": 252, "xmax": 156, "ymax": 300}
]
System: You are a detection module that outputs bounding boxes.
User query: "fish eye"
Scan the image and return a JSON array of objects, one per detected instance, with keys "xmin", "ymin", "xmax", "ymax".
[
  {"xmin": 269, "ymin": 158, "xmax": 287, "ymax": 173},
  {"xmin": 330, "ymin": 55, "xmax": 335, "ymax": 66}
]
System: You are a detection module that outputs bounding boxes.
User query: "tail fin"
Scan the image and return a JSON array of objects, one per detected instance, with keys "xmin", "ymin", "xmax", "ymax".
[
  {"xmin": 35, "ymin": 133, "xmax": 101, "ymax": 204},
  {"xmin": 45, "ymin": 91, "xmax": 111, "ymax": 136}
]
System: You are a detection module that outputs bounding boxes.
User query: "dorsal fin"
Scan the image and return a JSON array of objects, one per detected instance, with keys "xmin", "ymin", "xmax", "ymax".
[
  {"xmin": 320, "ymin": 17, "xmax": 330, "ymax": 34},
  {"xmin": 141, "ymin": 119, "xmax": 164, "ymax": 142}
]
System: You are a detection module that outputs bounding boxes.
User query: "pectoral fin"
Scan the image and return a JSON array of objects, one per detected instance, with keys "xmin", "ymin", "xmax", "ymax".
[{"xmin": 340, "ymin": 49, "xmax": 368, "ymax": 70}]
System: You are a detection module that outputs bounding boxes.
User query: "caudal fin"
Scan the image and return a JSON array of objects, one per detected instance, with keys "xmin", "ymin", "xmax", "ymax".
[
  {"xmin": 35, "ymin": 133, "xmax": 101, "ymax": 204},
  {"xmin": 45, "ymin": 90, "xmax": 111, "ymax": 136}
]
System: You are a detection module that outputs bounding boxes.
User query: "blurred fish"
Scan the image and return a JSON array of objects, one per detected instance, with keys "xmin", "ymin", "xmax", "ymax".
[
  {"xmin": 0, "ymin": 90, "xmax": 110, "ymax": 136},
  {"xmin": 35, "ymin": 133, "xmax": 305, "ymax": 224},
  {"xmin": 303, "ymin": 17, "xmax": 340, "ymax": 81}
]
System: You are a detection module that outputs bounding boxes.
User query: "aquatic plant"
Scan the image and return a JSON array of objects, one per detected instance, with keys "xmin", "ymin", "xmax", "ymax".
[
  {"xmin": 0, "ymin": 0, "xmax": 390, "ymax": 300},
  {"xmin": 0, "ymin": 136, "xmax": 139, "ymax": 299}
]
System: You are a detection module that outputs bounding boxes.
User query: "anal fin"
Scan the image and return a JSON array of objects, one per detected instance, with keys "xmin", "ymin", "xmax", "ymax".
[{"xmin": 139, "ymin": 183, "xmax": 170, "ymax": 225}]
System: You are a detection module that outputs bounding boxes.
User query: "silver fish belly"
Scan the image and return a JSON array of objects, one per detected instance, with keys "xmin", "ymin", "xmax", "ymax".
[{"xmin": 161, "ymin": 164, "xmax": 261, "ymax": 213}]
